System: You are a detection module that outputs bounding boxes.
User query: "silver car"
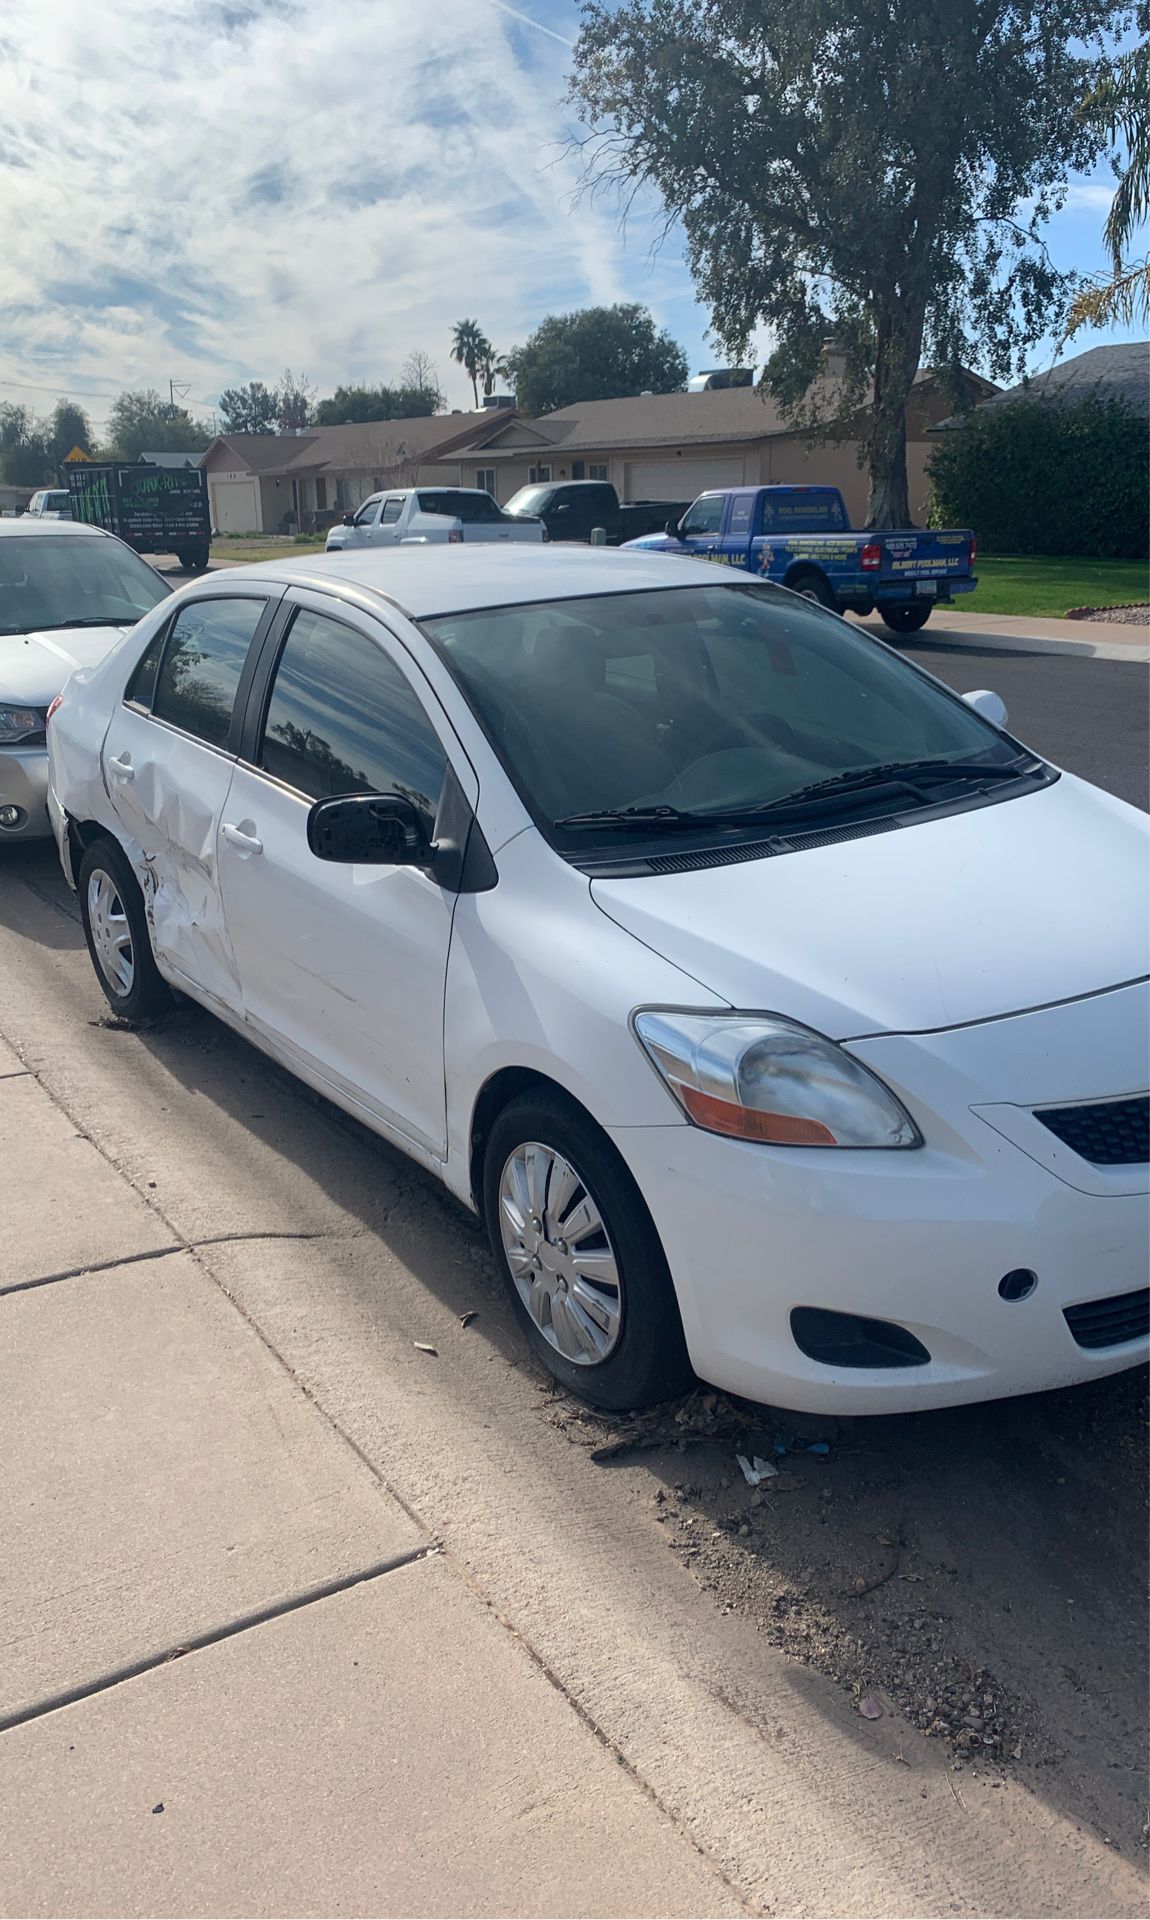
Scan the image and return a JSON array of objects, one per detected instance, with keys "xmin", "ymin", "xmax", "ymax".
[{"xmin": 0, "ymin": 521, "xmax": 169, "ymax": 841}]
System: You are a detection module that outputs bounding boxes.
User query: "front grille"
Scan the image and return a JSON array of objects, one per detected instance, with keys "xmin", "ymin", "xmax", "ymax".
[
  {"xmin": 1036, "ymin": 1095, "xmax": 1149, "ymax": 1166},
  {"xmin": 1064, "ymin": 1288, "xmax": 1150, "ymax": 1350}
]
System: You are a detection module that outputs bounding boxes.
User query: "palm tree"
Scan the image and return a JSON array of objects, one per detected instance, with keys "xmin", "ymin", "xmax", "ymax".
[
  {"xmin": 479, "ymin": 344, "xmax": 509, "ymax": 399},
  {"xmin": 1066, "ymin": 21, "xmax": 1149, "ymax": 335},
  {"xmin": 451, "ymin": 320, "xmax": 490, "ymax": 409}
]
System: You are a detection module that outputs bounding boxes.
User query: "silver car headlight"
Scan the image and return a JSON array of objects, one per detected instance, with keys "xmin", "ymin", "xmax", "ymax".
[
  {"xmin": 633, "ymin": 1010, "xmax": 921, "ymax": 1148},
  {"xmin": 0, "ymin": 705, "xmax": 46, "ymax": 745}
]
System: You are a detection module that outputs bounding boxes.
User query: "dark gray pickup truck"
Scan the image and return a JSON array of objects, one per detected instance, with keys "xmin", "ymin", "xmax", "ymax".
[{"xmin": 503, "ymin": 480, "xmax": 689, "ymax": 546}]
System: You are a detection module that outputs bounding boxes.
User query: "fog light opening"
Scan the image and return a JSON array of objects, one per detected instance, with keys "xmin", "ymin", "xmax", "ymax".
[
  {"xmin": 998, "ymin": 1268, "xmax": 1038, "ymax": 1303},
  {"xmin": 790, "ymin": 1306, "xmax": 931, "ymax": 1370},
  {"xmin": 0, "ymin": 804, "xmax": 27, "ymax": 831}
]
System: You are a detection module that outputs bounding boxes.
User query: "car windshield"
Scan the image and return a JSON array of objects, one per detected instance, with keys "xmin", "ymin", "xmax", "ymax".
[
  {"xmin": 417, "ymin": 491, "xmax": 504, "ymax": 524},
  {"xmin": 424, "ymin": 582, "xmax": 1033, "ymax": 845},
  {"xmin": 0, "ymin": 535, "xmax": 170, "ymax": 635},
  {"xmin": 504, "ymin": 486, "xmax": 551, "ymax": 517}
]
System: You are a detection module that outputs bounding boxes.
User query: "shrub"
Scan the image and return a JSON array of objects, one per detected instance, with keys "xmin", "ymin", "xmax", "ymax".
[{"xmin": 927, "ymin": 394, "xmax": 1148, "ymax": 558}]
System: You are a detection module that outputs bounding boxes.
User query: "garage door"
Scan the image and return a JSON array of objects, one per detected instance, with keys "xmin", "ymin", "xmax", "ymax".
[
  {"xmin": 626, "ymin": 456, "xmax": 745, "ymax": 502},
  {"xmin": 210, "ymin": 478, "xmax": 261, "ymax": 534}
]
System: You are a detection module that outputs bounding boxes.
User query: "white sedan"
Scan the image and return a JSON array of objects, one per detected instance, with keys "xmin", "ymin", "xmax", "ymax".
[
  {"xmin": 325, "ymin": 487, "xmax": 544, "ymax": 552},
  {"xmin": 0, "ymin": 520, "xmax": 169, "ymax": 841},
  {"xmin": 47, "ymin": 546, "xmax": 1148, "ymax": 1413}
]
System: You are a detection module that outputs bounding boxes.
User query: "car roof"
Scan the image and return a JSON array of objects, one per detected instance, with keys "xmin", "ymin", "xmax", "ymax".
[
  {"xmin": 223, "ymin": 544, "xmax": 723, "ymax": 620},
  {"xmin": 0, "ymin": 517, "xmax": 108, "ymax": 537}
]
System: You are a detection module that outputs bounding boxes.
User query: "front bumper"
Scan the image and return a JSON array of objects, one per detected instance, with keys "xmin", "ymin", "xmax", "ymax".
[
  {"xmin": 610, "ymin": 986, "xmax": 1149, "ymax": 1414},
  {"xmin": 0, "ymin": 746, "xmax": 51, "ymax": 841}
]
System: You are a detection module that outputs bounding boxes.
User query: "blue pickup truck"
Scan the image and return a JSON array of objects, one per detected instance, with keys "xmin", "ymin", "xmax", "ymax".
[{"xmin": 624, "ymin": 484, "xmax": 976, "ymax": 636}]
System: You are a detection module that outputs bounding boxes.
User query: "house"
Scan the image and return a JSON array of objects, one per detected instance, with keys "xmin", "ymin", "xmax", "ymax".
[
  {"xmin": 932, "ymin": 339, "xmax": 1150, "ymax": 427},
  {"xmin": 198, "ymin": 413, "xmax": 503, "ymax": 534},
  {"xmin": 436, "ymin": 361, "xmax": 999, "ymax": 523}
]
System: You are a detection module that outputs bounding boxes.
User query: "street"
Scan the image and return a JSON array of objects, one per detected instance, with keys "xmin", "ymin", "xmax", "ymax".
[{"xmin": 0, "ymin": 643, "xmax": 1146, "ymax": 1917}]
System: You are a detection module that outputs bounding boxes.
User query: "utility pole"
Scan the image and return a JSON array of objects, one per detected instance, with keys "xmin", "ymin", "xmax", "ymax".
[{"xmin": 168, "ymin": 378, "xmax": 191, "ymax": 408}]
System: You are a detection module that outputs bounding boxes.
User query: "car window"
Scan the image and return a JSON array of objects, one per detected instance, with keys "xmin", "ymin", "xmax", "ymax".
[
  {"xmin": 353, "ymin": 497, "xmax": 381, "ymax": 527},
  {"xmin": 417, "ymin": 491, "xmax": 503, "ymax": 524},
  {"xmin": 257, "ymin": 608, "xmax": 447, "ymax": 834},
  {"xmin": 380, "ymin": 498, "xmax": 404, "ymax": 526},
  {"xmin": 124, "ymin": 622, "xmax": 169, "ymax": 710},
  {"xmin": 727, "ymin": 495, "xmax": 754, "ymax": 536},
  {"xmin": 0, "ymin": 533, "xmax": 169, "ymax": 636},
  {"xmin": 680, "ymin": 495, "xmax": 725, "ymax": 537},
  {"xmin": 757, "ymin": 490, "xmax": 847, "ymax": 533},
  {"xmin": 152, "ymin": 598, "xmax": 266, "ymax": 750}
]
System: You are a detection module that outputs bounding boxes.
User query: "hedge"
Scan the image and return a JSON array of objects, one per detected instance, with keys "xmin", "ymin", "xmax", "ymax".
[{"xmin": 926, "ymin": 393, "xmax": 1148, "ymax": 559}]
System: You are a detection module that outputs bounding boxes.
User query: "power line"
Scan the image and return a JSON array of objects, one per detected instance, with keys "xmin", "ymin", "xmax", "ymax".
[{"xmin": 0, "ymin": 374, "xmax": 216, "ymax": 410}]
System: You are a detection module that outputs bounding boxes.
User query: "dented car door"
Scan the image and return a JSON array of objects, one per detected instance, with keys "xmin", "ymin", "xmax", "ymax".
[{"xmin": 101, "ymin": 592, "xmax": 277, "ymax": 1012}]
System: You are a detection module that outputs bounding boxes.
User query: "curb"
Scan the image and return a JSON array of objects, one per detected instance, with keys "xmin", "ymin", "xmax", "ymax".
[{"xmin": 922, "ymin": 628, "xmax": 1150, "ymax": 665}]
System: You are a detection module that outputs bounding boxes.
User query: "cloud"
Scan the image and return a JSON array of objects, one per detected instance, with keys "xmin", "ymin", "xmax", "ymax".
[{"xmin": 0, "ymin": 0, "xmax": 686, "ymax": 425}]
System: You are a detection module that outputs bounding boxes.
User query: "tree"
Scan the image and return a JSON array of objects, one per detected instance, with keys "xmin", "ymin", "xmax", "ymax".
[
  {"xmin": 451, "ymin": 320, "xmax": 489, "ymax": 408},
  {"xmin": 48, "ymin": 399, "xmax": 93, "ymax": 467},
  {"xmin": 478, "ymin": 341, "xmax": 509, "ymax": 399},
  {"xmin": 105, "ymin": 389, "xmax": 210, "ymax": 460},
  {"xmin": 1067, "ymin": 9, "xmax": 1150, "ymax": 335},
  {"xmin": 400, "ymin": 349, "xmax": 446, "ymax": 413},
  {"xmin": 570, "ymin": 0, "xmax": 1125, "ymax": 527},
  {"xmin": 313, "ymin": 384, "xmax": 444, "ymax": 426},
  {"xmin": 276, "ymin": 368, "xmax": 315, "ymax": 432},
  {"xmin": 0, "ymin": 404, "xmax": 52, "ymax": 487},
  {"xmin": 218, "ymin": 380, "xmax": 279, "ymax": 434},
  {"xmin": 504, "ymin": 304, "xmax": 688, "ymax": 415}
]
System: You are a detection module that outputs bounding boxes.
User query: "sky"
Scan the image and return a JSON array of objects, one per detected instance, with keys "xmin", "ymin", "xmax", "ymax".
[{"xmin": 0, "ymin": 0, "xmax": 1143, "ymax": 437}]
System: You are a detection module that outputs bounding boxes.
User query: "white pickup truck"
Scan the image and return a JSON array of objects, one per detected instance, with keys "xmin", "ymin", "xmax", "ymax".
[{"xmin": 325, "ymin": 487, "xmax": 544, "ymax": 553}]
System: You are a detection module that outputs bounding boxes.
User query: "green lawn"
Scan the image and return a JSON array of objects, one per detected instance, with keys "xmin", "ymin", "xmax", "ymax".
[
  {"xmin": 964, "ymin": 554, "xmax": 1149, "ymax": 618},
  {"xmin": 210, "ymin": 535, "xmax": 326, "ymax": 565}
]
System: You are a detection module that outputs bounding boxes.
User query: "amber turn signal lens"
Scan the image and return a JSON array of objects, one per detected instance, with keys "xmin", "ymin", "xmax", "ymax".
[{"xmin": 678, "ymin": 1084, "xmax": 837, "ymax": 1145}]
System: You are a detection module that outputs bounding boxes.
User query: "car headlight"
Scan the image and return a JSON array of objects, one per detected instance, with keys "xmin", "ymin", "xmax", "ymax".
[
  {"xmin": 0, "ymin": 705, "xmax": 46, "ymax": 745},
  {"xmin": 633, "ymin": 1010, "xmax": 921, "ymax": 1148}
]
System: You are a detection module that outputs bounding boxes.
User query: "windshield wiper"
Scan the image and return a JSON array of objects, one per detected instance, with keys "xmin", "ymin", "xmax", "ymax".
[
  {"xmin": 27, "ymin": 617, "xmax": 133, "ymax": 632},
  {"xmin": 554, "ymin": 804, "xmax": 747, "ymax": 831},
  {"xmin": 743, "ymin": 755, "xmax": 1040, "ymax": 816}
]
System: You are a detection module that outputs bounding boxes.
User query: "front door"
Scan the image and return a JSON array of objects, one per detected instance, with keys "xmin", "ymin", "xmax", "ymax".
[
  {"xmin": 674, "ymin": 492, "xmax": 727, "ymax": 559},
  {"xmin": 216, "ymin": 591, "xmax": 466, "ymax": 1158},
  {"xmin": 101, "ymin": 591, "xmax": 275, "ymax": 1011}
]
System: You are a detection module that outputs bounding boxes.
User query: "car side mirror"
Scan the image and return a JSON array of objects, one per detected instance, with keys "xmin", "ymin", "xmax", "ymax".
[
  {"xmin": 553, "ymin": 502, "xmax": 570, "ymax": 514},
  {"xmin": 665, "ymin": 519, "xmax": 683, "ymax": 538},
  {"xmin": 307, "ymin": 792, "xmax": 431, "ymax": 866},
  {"xmin": 342, "ymin": 512, "xmax": 355, "ymax": 526},
  {"xmin": 962, "ymin": 688, "xmax": 1008, "ymax": 728}
]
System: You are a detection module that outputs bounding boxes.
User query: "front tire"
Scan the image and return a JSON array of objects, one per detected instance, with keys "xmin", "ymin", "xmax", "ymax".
[
  {"xmin": 883, "ymin": 603, "xmax": 932, "ymax": 636},
  {"xmin": 483, "ymin": 1089, "xmax": 693, "ymax": 1411},
  {"xmin": 78, "ymin": 839, "xmax": 173, "ymax": 1022}
]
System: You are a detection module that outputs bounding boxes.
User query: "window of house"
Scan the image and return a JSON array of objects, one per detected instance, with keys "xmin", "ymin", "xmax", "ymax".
[
  {"xmin": 528, "ymin": 464, "xmax": 552, "ymax": 484},
  {"xmin": 354, "ymin": 497, "xmax": 382, "ymax": 526},
  {"xmin": 151, "ymin": 598, "xmax": 266, "ymax": 750},
  {"xmin": 258, "ymin": 609, "xmax": 447, "ymax": 836},
  {"xmin": 588, "ymin": 463, "xmax": 608, "ymax": 482},
  {"xmin": 475, "ymin": 468, "xmax": 497, "ymax": 499}
]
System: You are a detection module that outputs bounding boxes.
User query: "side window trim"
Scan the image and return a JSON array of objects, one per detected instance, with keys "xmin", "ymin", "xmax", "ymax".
[
  {"xmin": 129, "ymin": 591, "xmax": 282, "ymax": 756},
  {"xmin": 122, "ymin": 608, "xmax": 179, "ymax": 713}
]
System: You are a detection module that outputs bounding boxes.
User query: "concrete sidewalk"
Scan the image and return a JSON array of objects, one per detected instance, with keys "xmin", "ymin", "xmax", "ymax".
[
  {"xmin": 0, "ymin": 1053, "xmax": 739, "ymax": 1918},
  {"xmin": 855, "ymin": 606, "xmax": 1150, "ymax": 662}
]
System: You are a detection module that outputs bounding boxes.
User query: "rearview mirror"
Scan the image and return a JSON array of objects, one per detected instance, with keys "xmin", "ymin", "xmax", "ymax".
[
  {"xmin": 307, "ymin": 792, "xmax": 430, "ymax": 865},
  {"xmin": 342, "ymin": 512, "xmax": 355, "ymax": 526},
  {"xmin": 962, "ymin": 688, "xmax": 1008, "ymax": 728}
]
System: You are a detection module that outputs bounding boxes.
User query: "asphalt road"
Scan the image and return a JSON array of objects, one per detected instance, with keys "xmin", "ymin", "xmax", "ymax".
[
  {"xmin": 0, "ymin": 644, "xmax": 1145, "ymax": 1915},
  {"xmin": 905, "ymin": 638, "xmax": 1148, "ymax": 808}
]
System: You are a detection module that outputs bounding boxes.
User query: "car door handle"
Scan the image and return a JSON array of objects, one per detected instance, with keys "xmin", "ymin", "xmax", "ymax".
[
  {"xmin": 108, "ymin": 753, "xmax": 135, "ymax": 782},
  {"xmin": 221, "ymin": 822, "xmax": 263, "ymax": 855}
]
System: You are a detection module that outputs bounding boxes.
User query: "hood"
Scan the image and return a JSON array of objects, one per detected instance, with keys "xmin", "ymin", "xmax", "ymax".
[
  {"xmin": 0, "ymin": 625, "xmax": 132, "ymax": 705},
  {"xmin": 590, "ymin": 774, "xmax": 1150, "ymax": 1039}
]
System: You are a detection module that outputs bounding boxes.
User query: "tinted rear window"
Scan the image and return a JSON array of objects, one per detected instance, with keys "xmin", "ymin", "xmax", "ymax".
[
  {"xmin": 152, "ymin": 598, "xmax": 265, "ymax": 750},
  {"xmin": 757, "ymin": 490, "xmax": 847, "ymax": 533},
  {"xmin": 417, "ymin": 491, "xmax": 503, "ymax": 524}
]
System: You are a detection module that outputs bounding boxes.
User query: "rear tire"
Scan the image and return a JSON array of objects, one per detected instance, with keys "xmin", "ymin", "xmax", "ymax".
[
  {"xmin": 788, "ymin": 569, "xmax": 837, "ymax": 611},
  {"xmin": 78, "ymin": 839, "xmax": 173, "ymax": 1023},
  {"xmin": 483, "ymin": 1089, "xmax": 693, "ymax": 1411},
  {"xmin": 882, "ymin": 604, "xmax": 932, "ymax": 636}
]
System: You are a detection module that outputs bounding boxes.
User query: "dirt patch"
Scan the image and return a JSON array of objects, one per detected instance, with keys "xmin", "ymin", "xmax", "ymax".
[{"xmin": 548, "ymin": 1367, "xmax": 1149, "ymax": 1855}]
